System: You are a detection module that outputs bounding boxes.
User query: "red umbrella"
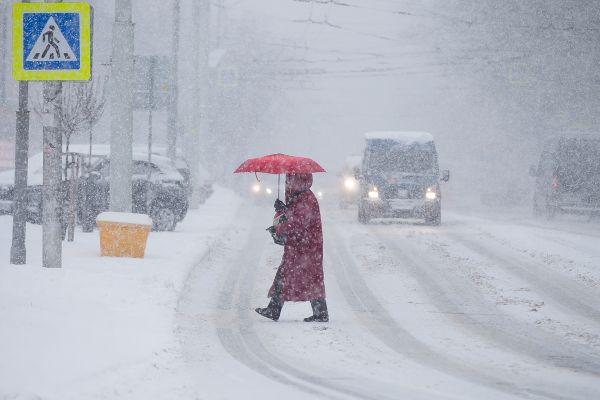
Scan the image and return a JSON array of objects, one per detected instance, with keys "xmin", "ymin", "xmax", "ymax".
[
  {"xmin": 234, "ymin": 153, "xmax": 325, "ymax": 199},
  {"xmin": 234, "ymin": 153, "xmax": 326, "ymax": 174}
]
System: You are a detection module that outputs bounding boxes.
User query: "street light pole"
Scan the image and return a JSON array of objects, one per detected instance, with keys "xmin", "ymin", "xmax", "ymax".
[
  {"xmin": 41, "ymin": 80, "xmax": 63, "ymax": 269},
  {"xmin": 166, "ymin": 0, "xmax": 180, "ymax": 162},
  {"xmin": 187, "ymin": 0, "xmax": 210, "ymax": 209},
  {"xmin": 41, "ymin": 0, "xmax": 63, "ymax": 269},
  {"xmin": 110, "ymin": 0, "xmax": 134, "ymax": 212}
]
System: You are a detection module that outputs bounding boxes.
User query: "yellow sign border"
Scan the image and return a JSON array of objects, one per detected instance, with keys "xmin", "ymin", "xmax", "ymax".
[{"xmin": 13, "ymin": 3, "xmax": 92, "ymax": 81}]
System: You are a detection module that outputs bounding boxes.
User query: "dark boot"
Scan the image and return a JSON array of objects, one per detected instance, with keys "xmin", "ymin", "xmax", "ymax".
[
  {"xmin": 304, "ymin": 299, "xmax": 329, "ymax": 322},
  {"xmin": 255, "ymin": 298, "xmax": 283, "ymax": 321}
]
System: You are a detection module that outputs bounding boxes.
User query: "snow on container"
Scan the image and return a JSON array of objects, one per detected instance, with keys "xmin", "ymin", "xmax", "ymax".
[{"xmin": 96, "ymin": 212, "xmax": 152, "ymax": 258}]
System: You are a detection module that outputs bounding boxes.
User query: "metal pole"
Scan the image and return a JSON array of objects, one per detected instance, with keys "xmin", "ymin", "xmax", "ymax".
[
  {"xmin": 88, "ymin": 122, "xmax": 92, "ymax": 168},
  {"xmin": 67, "ymin": 153, "xmax": 76, "ymax": 242},
  {"xmin": 10, "ymin": 80, "xmax": 30, "ymax": 265},
  {"xmin": 40, "ymin": 0, "xmax": 64, "ymax": 269},
  {"xmin": 10, "ymin": 0, "xmax": 33, "ymax": 265},
  {"xmin": 166, "ymin": 0, "xmax": 180, "ymax": 162},
  {"xmin": 110, "ymin": 0, "xmax": 134, "ymax": 212},
  {"xmin": 42, "ymin": 81, "xmax": 63, "ymax": 269},
  {"xmin": 0, "ymin": 2, "xmax": 8, "ymax": 106},
  {"xmin": 187, "ymin": 0, "xmax": 210, "ymax": 209},
  {"xmin": 148, "ymin": 57, "xmax": 156, "ymax": 170}
]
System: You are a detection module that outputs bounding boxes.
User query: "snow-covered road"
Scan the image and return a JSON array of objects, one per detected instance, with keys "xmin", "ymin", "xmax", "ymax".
[
  {"xmin": 169, "ymin": 202, "xmax": 600, "ymax": 400},
  {"xmin": 2, "ymin": 193, "xmax": 599, "ymax": 399}
]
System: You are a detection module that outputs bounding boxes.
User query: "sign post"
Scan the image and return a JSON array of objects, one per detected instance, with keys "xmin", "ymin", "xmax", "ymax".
[
  {"xmin": 12, "ymin": 2, "xmax": 92, "ymax": 268},
  {"xmin": 10, "ymin": 0, "xmax": 30, "ymax": 266},
  {"xmin": 9, "ymin": 79, "xmax": 29, "ymax": 265}
]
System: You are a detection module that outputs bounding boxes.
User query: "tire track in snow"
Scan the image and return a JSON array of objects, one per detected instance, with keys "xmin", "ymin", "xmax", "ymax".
[
  {"xmin": 328, "ymin": 223, "xmax": 598, "ymax": 400},
  {"xmin": 214, "ymin": 213, "xmax": 399, "ymax": 400},
  {"xmin": 444, "ymin": 213, "xmax": 600, "ymax": 283},
  {"xmin": 443, "ymin": 227, "xmax": 600, "ymax": 325},
  {"xmin": 372, "ymin": 224, "xmax": 600, "ymax": 375}
]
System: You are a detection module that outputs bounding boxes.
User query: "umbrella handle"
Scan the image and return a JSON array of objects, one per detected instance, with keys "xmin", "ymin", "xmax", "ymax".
[
  {"xmin": 278, "ymin": 174, "xmax": 280, "ymax": 199},
  {"xmin": 254, "ymin": 172, "xmax": 260, "ymax": 182}
]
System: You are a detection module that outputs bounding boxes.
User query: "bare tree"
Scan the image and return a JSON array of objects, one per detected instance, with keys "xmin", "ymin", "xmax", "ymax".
[
  {"xmin": 33, "ymin": 78, "xmax": 108, "ymax": 240},
  {"xmin": 61, "ymin": 79, "xmax": 107, "ymax": 239},
  {"xmin": 35, "ymin": 78, "xmax": 108, "ymax": 175},
  {"xmin": 58, "ymin": 79, "xmax": 108, "ymax": 174},
  {"xmin": 79, "ymin": 78, "xmax": 108, "ymax": 169}
]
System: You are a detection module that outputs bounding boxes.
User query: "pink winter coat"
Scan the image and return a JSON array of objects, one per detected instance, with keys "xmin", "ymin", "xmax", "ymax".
[{"xmin": 269, "ymin": 174, "xmax": 326, "ymax": 302}]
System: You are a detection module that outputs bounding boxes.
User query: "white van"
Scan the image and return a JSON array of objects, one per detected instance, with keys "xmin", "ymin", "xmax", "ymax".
[{"xmin": 357, "ymin": 131, "xmax": 449, "ymax": 225}]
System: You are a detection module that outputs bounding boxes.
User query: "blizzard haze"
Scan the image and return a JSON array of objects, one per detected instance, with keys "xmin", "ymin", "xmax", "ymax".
[
  {"xmin": 5, "ymin": 0, "xmax": 598, "ymax": 200},
  {"xmin": 1, "ymin": 1, "xmax": 600, "ymax": 400}
]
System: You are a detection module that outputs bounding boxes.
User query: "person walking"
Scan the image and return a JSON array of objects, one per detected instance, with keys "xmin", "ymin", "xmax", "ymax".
[
  {"xmin": 42, "ymin": 25, "xmax": 61, "ymax": 59},
  {"xmin": 255, "ymin": 173, "xmax": 328, "ymax": 322}
]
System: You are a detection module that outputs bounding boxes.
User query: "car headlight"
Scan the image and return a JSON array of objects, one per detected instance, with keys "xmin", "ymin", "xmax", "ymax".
[
  {"xmin": 252, "ymin": 184, "xmax": 261, "ymax": 193},
  {"xmin": 265, "ymin": 187, "xmax": 273, "ymax": 195},
  {"xmin": 425, "ymin": 188, "xmax": 437, "ymax": 200},
  {"xmin": 368, "ymin": 187, "xmax": 379, "ymax": 199},
  {"xmin": 344, "ymin": 177, "xmax": 356, "ymax": 190}
]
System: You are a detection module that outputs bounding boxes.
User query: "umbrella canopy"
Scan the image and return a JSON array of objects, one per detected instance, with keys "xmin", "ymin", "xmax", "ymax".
[{"xmin": 234, "ymin": 153, "xmax": 326, "ymax": 174}]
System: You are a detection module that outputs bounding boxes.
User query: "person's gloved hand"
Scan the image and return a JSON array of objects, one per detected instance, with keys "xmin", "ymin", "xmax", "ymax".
[
  {"xmin": 274, "ymin": 199, "xmax": 287, "ymax": 212},
  {"xmin": 266, "ymin": 225, "xmax": 286, "ymax": 245}
]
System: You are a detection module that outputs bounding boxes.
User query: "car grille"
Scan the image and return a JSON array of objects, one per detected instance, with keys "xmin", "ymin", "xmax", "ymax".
[{"xmin": 383, "ymin": 185, "xmax": 420, "ymax": 199}]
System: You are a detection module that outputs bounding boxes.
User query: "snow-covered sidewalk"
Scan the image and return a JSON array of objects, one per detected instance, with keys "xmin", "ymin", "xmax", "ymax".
[{"xmin": 0, "ymin": 187, "xmax": 241, "ymax": 399}]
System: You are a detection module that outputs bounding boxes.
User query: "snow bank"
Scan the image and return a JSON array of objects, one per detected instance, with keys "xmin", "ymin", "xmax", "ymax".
[{"xmin": 0, "ymin": 186, "xmax": 241, "ymax": 399}]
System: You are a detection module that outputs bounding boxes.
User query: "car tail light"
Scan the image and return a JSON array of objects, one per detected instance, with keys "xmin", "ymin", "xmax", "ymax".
[{"xmin": 551, "ymin": 176, "xmax": 559, "ymax": 190}]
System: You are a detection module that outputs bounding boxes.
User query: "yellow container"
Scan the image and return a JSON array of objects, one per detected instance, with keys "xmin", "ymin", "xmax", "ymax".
[{"xmin": 96, "ymin": 213, "xmax": 152, "ymax": 258}]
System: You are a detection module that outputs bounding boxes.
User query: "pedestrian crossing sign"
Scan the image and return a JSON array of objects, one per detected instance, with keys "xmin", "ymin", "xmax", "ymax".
[{"xmin": 13, "ymin": 3, "xmax": 92, "ymax": 81}]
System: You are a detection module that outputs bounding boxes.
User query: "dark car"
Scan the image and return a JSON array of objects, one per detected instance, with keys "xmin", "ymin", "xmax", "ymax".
[
  {"xmin": 79, "ymin": 153, "xmax": 189, "ymax": 231},
  {"xmin": 0, "ymin": 151, "xmax": 189, "ymax": 231},
  {"xmin": 530, "ymin": 135, "xmax": 600, "ymax": 218},
  {"xmin": 140, "ymin": 146, "xmax": 213, "ymax": 203},
  {"xmin": 0, "ymin": 151, "xmax": 66, "ymax": 224},
  {"xmin": 357, "ymin": 131, "xmax": 449, "ymax": 225},
  {"xmin": 0, "ymin": 184, "xmax": 13, "ymax": 215}
]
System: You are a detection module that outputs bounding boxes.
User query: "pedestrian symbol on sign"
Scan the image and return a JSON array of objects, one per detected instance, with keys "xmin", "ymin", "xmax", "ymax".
[
  {"xmin": 26, "ymin": 16, "xmax": 77, "ymax": 62},
  {"xmin": 42, "ymin": 25, "xmax": 61, "ymax": 59}
]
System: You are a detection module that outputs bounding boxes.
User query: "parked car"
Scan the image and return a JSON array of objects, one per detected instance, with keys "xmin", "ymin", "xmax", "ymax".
[
  {"xmin": 530, "ymin": 135, "xmax": 600, "ymax": 218},
  {"xmin": 357, "ymin": 131, "xmax": 449, "ymax": 225},
  {"xmin": 0, "ymin": 149, "xmax": 189, "ymax": 231},
  {"xmin": 0, "ymin": 151, "xmax": 54, "ymax": 223},
  {"xmin": 137, "ymin": 146, "xmax": 214, "ymax": 203},
  {"xmin": 69, "ymin": 144, "xmax": 214, "ymax": 205},
  {"xmin": 0, "ymin": 184, "xmax": 13, "ymax": 215},
  {"xmin": 79, "ymin": 152, "xmax": 189, "ymax": 231},
  {"xmin": 338, "ymin": 155, "xmax": 361, "ymax": 208}
]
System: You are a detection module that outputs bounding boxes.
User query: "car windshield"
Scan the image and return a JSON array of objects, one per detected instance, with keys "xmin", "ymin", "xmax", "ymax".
[
  {"xmin": 365, "ymin": 139, "xmax": 439, "ymax": 175},
  {"xmin": 555, "ymin": 138, "xmax": 600, "ymax": 189}
]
